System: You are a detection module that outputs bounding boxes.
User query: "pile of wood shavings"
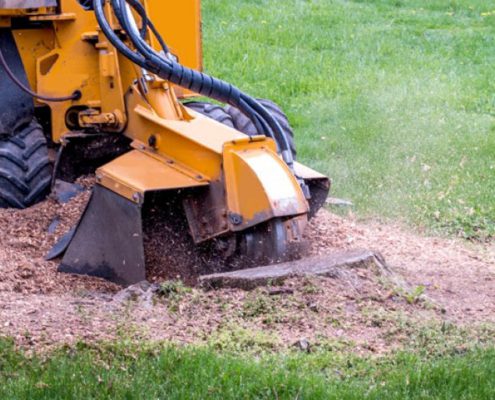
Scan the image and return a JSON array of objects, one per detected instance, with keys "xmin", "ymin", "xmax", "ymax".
[{"xmin": 0, "ymin": 177, "xmax": 119, "ymax": 294}]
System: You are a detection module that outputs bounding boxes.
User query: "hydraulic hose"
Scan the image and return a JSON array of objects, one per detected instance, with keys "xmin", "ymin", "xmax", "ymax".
[
  {"xmin": 0, "ymin": 48, "xmax": 81, "ymax": 103},
  {"xmin": 92, "ymin": 0, "xmax": 295, "ymax": 169}
]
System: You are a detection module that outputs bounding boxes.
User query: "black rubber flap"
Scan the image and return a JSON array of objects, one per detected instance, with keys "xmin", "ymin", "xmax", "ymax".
[
  {"xmin": 46, "ymin": 226, "xmax": 76, "ymax": 260},
  {"xmin": 59, "ymin": 185, "xmax": 146, "ymax": 286},
  {"xmin": 306, "ymin": 177, "xmax": 331, "ymax": 219}
]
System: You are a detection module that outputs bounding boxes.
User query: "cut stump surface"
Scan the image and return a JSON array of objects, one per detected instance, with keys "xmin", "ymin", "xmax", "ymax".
[{"xmin": 200, "ymin": 249, "xmax": 388, "ymax": 290}]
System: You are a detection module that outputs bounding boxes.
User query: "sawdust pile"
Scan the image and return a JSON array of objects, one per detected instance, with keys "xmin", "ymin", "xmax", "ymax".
[
  {"xmin": 0, "ymin": 178, "xmax": 118, "ymax": 294},
  {"xmin": 0, "ymin": 178, "xmax": 493, "ymax": 303},
  {"xmin": 0, "ymin": 177, "xmax": 364, "ymax": 293},
  {"xmin": 0, "ymin": 178, "xmax": 494, "ymax": 350}
]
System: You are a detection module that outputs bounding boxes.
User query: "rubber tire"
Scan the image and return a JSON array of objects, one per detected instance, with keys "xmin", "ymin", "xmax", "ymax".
[
  {"xmin": 184, "ymin": 101, "xmax": 235, "ymax": 128},
  {"xmin": 225, "ymin": 99, "xmax": 297, "ymax": 159},
  {"xmin": 0, "ymin": 120, "xmax": 52, "ymax": 209}
]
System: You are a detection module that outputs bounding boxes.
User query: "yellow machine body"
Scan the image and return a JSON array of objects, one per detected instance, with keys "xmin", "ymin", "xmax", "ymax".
[
  {"xmin": 0, "ymin": 0, "xmax": 330, "ymax": 285},
  {"xmin": 2, "ymin": 0, "xmax": 202, "ymax": 141}
]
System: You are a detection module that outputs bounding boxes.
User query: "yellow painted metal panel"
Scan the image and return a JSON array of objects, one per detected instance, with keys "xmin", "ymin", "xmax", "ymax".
[
  {"xmin": 147, "ymin": 108, "xmax": 247, "ymax": 154},
  {"xmin": 13, "ymin": 28, "xmax": 55, "ymax": 90},
  {"xmin": 98, "ymin": 150, "xmax": 207, "ymax": 201},
  {"xmin": 147, "ymin": 0, "xmax": 202, "ymax": 71},
  {"xmin": 223, "ymin": 141, "xmax": 308, "ymax": 230}
]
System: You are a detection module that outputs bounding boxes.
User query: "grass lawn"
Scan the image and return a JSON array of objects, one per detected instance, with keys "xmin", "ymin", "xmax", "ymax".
[
  {"xmin": 2, "ymin": 1, "xmax": 495, "ymax": 398},
  {"xmin": 1, "ymin": 339, "xmax": 494, "ymax": 399},
  {"xmin": 202, "ymin": 0, "xmax": 495, "ymax": 240}
]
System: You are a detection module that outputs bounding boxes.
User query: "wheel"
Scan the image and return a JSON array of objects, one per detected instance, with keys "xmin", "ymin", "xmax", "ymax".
[
  {"xmin": 184, "ymin": 101, "xmax": 235, "ymax": 128},
  {"xmin": 235, "ymin": 217, "xmax": 307, "ymax": 267},
  {"xmin": 0, "ymin": 120, "xmax": 52, "ymax": 208},
  {"xmin": 225, "ymin": 99, "xmax": 297, "ymax": 159},
  {"xmin": 238, "ymin": 218, "xmax": 290, "ymax": 265}
]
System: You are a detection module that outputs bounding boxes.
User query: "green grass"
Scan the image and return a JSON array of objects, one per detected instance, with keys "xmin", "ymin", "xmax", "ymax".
[
  {"xmin": 0, "ymin": 339, "xmax": 494, "ymax": 399},
  {"xmin": 4, "ymin": 2, "xmax": 495, "ymax": 398},
  {"xmin": 202, "ymin": 0, "xmax": 495, "ymax": 240}
]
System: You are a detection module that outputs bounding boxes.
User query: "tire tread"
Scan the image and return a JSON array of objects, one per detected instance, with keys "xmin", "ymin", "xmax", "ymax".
[
  {"xmin": 225, "ymin": 99, "xmax": 297, "ymax": 159},
  {"xmin": 0, "ymin": 120, "xmax": 52, "ymax": 209},
  {"xmin": 185, "ymin": 102, "xmax": 235, "ymax": 129}
]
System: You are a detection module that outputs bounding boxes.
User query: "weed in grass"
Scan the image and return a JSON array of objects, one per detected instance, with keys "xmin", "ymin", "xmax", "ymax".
[
  {"xmin": 405, "ymin": 321, "xmax": 495, "ymax": 357},
  {"xmin": 240, "ymin": 290, "xmax": 290, "ymax": 326},
  {"xmin": 74, "ymin": 303, "xmax": 92, "ymax": 324},
  {"xmin": 158, "ymin": 280, "xmax": 191, "ymax": 299},
  {"xmin": 299, "ymin": 277, "xmax": 323, "ymax": 295},
  {"xmin": 313, "ymin": 336, "xmax": 357, "ymax": 354},
  {"xmin": 158, "ymin": 280, "xmax": 192, "ymax": 312},
  {"xmin": 207, "ymin": 325, "xmax": 281, "ymax": 354},
  {"xmin": 376, "ymin": 311, "xmax": 495, "ymax": 357},
  {"xmin": 242, "ymin": 291, "xmax": 275, "ymax": 318},
  {"xmin": 324, "ymin": 315, "xmax": 345, "ymax": 328},
  {"xmin": 404, "ymin": 285, "xmax": 426, "ymax": 305}
]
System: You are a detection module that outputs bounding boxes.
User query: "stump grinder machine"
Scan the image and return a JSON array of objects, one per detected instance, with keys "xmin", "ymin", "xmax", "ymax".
[{"xmin": 0, "ymin": 0, "xmax": 330, "ymax": 285}]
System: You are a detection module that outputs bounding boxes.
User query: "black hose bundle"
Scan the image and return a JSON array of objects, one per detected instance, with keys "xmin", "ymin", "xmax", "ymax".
[{"xmin": 92, "ymin": 0, "xmax": 295, "ymax": 169}]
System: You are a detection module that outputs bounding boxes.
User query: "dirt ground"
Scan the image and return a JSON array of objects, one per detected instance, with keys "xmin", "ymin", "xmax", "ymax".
[{"xmin": 0, "ymin": 181, "xmax": 494, "ymax": 353}]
